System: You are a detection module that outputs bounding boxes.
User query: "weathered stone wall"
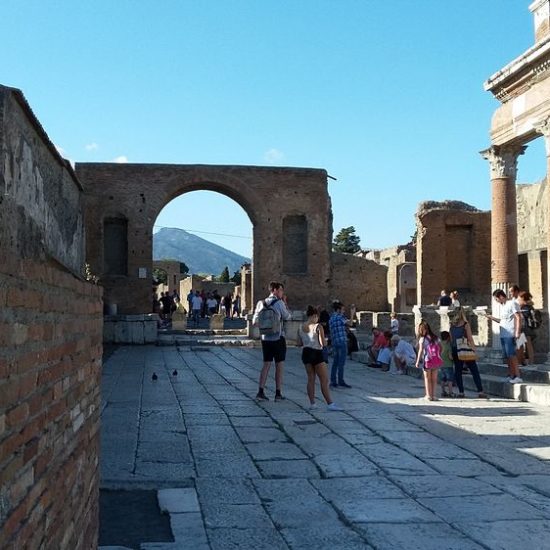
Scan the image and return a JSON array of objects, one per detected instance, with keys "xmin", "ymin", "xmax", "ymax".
[
  {"xmin": 416, "ymin": 202, "xmax": 491, "ymax": 307},
  {"xmin": 517, "ymin": 181, "xmax": 547, "ymax": 253},
  {"xmin": 330, "ymin": 252, "xmax": 388, "ymax": 311},
  {"xmin": 78, "ymin": 163, "xmax": 332, "ymax": 314},
  {"xmin": 0, "ymin": 87, "xmax": 102, "ymax": 549},
  {"xmin": 179, "ymin": 275, "xmax": 235, "ymax": 302},
  {"xmin": 153, "ymin": 259, "xmax": 187, "ymax": 296},
  {"xmin": 517, "ymin": 181, "xmax": 548, "ymax": 308}
]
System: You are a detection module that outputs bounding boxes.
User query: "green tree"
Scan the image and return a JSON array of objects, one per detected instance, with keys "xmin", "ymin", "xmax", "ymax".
[
  {"xmin": 230, "ymin": 270, "xmax": 242, "ymax": 285},
  {"xmin": 332, "ymin": 226, "xmax": 361, "ymax": 254},
  {"xmin": 219, "ymin": 266, "xmax": 230, "ymax": 282},
  {"xmin": 153, "ymin": 268, "xmax": 168, "ymax": 285}
]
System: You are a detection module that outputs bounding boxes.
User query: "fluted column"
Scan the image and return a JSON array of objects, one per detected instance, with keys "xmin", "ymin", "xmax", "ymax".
[{"xmin": 480, "ymin": 144, "xmax": 526, "ymax": 290}]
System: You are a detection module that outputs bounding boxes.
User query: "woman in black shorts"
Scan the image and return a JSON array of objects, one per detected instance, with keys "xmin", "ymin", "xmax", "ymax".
[{"xmin": 297, "ymin": 306, "xmax": 342, "ymax": 411}]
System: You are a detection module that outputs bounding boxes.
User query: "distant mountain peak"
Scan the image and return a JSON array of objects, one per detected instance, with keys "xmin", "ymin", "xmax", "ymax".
[{"xmin": 153, "ymin": 227, "xmax": 250, "ymax": 275}]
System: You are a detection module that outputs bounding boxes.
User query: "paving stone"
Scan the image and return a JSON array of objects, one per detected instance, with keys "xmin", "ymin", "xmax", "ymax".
[
  {"xmin": 418, "ymin": 493, "xmax": 546, "ymax": 522},
  {"xmin": 390, "ymin": 475, "xmax": 502, "ymax": 498},
  {"xmin": 356, "ymin": 522, "xmax": 485, "ymax": 550},
  {"xmin": 196, "ymin": 478, "xmax": 260, "ymax": 504},
  {"xmin": 311, "ymin": 476, "xmax": 406, "ymax": 502},
  {"xmin": 313, "ymin": 451, "xmax": 380, "ymax": 477},
  {"xmin": 202, "ymin": 503, "xmax": 273, "ymax": 529},
  {"xmin": 246, "ymin": 441, "xmax": 308, "ymax": 461},
  {"xmin": 424, "ymin": 457, "xmax": 503, "ymax": 476},
  {"xmin": 230, "ymin": 416, "xmax": 279, "ymax": 428},
  {"xmin": 157, "ymin": 488, "xmax": 199, "ymax": 513},
  {"xmin": 340, "ymin": 497, "xmax": 441, "ymax": 523},
  {"xmin": 257, "ymin": 459, "xmax": 321, "ymax": 479},
  {"xmin": 207, "ymin": 527, "xmax": 289, "ymax": 550},
  {"xmin": 234, "ymin": 426, "xmax": 289, "ymax": 443},
  {"xmin": 194, "ymin": 455, "xmax": 260, "ymax": 478},
  {"xmin": 460, "ymin": 519, "xmax": 550, "ymax": 550},
  {"xmin": 281, "ymin": 525, "xmax": 372, "ymax": 549},
  {"xmin": 169, "ymin": 512, "xmax": 208, "ymax": 546}
]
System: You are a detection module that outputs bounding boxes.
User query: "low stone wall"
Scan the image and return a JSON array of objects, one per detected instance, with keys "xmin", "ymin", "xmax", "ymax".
[
  {"xmin": 103, "ymin": 314, "xmax": 158, "ymax": 344},
  {"xmin": 356, "ymin": 311, "xmax": 416, "ymax": 337},
  {"xmin": 247, "ymin": 310, "xmax": 306, "ymax": 344}
]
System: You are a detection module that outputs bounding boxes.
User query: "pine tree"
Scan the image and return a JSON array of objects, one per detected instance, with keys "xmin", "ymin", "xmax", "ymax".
[
  {"xmin": 219, "ymin": 266, "xmax": 230, "ymax": 282},
  {"xmin": 332, "ymin": 226, "xmax": 361, "ymax": 253}
]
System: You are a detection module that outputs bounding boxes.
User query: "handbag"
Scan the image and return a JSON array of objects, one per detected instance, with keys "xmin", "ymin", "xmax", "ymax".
[{"xmin": 456, "ymin": 337, "xmax": 477, "ymax": 362}]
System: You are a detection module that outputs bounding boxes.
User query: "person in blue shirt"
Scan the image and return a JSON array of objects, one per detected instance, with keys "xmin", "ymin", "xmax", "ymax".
[{"xmin": 328, "ymin": 301, "xmax": 352, "ymax": 388}]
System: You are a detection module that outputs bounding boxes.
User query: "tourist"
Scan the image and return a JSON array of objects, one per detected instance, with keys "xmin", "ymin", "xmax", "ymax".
[
  {"xmin": 486, "ymin": 289, "xmax": 522, "ymax": 383},
  {"xmin": 450, "ymin": 291, "xmax": 460, "ymax": 307},
  {"xmin": 438, "ymin": 331, "xmax": 455, "ymax": 397},
  {"xmin": 376, "ymin": 330, "xmax": 393, "ymax": 372},
  {"xmin": 191, "ymin": 290, "xmax": 202, "ymax": 326},
  {"xmin": 415, "ymin": 320, "xmax": 442, "ymax": 401},
  {"xmin": 518, "ymin": 290, "xmax": 536, "ymax": 365},
  {"xmin": 367, "ymin": 327, "xmax": 387, "ymax": 364},
  {"xmin": 318, "ymin": 306, "xmax": 330, "ymax": 345},
  {"xmin": 437, "ymin": 290, "xmax": 452, "ymax": 307},
  {"xmin": 329, "ymin": 301, "xmax": 352, "ymax": 388},
  {"xmin": 390, "ymin": 335, "xmax": 416, "ymax": 375},
  {"xmin": 296, "ymin": 306, "xmax": 342, "ymax": 411},
  {"xmin": 253, "ymin": 281, "xmax": 291, "ymax": 401},
  {"xmin": 508, "ymin": 284, "xmax": 521, "ymax": 302},
  {"xmin": 187, "ymin": 289, "xmax": 194, "ymax": 318},
  {"xmin": 349, "ymin": 303, "xmax": 357, "ymax": 327},
  {"xmin": 200, "ymin": 290, "xmax": 207, "ymax": 318},
  {"xmin": 223, "ymin": 293, "xmax": 232, "ymax": 318},
  {"xmin": 449, "ymin": 308, "xmax": 487, "ymax": 397},
  {"xmin": 206, "ymin": 293, "xmax": 218, "ymax": 317},
  {"xmin": 160, "ymin": 291, "xmax": 173, "ymax": 322},
  {"xmin": 232, "ymin": 294, "xmax": 241, "ymax": 318},
  {"xmin": 390, "ymin": 313, "xmax": 399, "ymax": 335}
]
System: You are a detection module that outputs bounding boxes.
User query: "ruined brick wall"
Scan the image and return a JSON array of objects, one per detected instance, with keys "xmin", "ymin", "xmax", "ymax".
[
  {"xmin": 0, "ymin": 86, "xmax": 102, "ymax": 550},
  {"xmin": 416, "ymin": 202, "xmax": 491, "ymax": 307},
  {"xmin": 77, "ymin": 163, "xmax": 332, "ymax": 314},
  {"xmin": 330, "ymin": 252, "xmax": 388, "ymax": 311},
  {"xmin": 517, "ymin": 181, "xmax": 548, "ymax": 308}
]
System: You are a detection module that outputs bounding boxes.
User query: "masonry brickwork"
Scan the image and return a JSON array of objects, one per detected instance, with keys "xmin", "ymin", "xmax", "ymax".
[
  {"xmin": 0, "ymin": 86, "xmax": 102, "ymax": 549},
  {"xmin": 330, "ymin": 252, "xmax": 388, "ymax": 311},
  {"xmin": 77, "ymin": 163, "xmax": 333, "ymax": 313},
  {"xmin": 416, "ymin": 201, "xmax": 491, "ymax": 307}
]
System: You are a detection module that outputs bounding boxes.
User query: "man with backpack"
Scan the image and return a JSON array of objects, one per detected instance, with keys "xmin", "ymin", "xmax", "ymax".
[{"xmin": 252, "ymin": 281, "xmax": 291, "ymax": 401}]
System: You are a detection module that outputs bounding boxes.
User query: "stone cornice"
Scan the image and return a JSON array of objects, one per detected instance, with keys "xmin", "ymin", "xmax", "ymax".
[
  {"xmin": 484, "ymin": 36, "xmax": 550, "ymax": 103},
  {"xmin": 480, "ymin": 145, "xmax": 527, "ymax": 179}
]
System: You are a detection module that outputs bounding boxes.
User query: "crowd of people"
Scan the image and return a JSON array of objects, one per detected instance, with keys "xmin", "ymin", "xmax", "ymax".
[
  {"xmin": 252, "ymin": 281, "xmax": 542, "ymax": 406},
  {"xmin": 153, "ymin": 287, "xmax": 242, "ymax": 327}
]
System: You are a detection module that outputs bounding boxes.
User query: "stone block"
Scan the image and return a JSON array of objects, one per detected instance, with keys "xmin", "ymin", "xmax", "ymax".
[
  {"xmin": 210, "ymin": 314, "xmax": 225, "ymax": 330},
  {"xmin": 129, "ymin": 321, "xmax": 144, "ymax": 344},
  {"xmin": 171, "ymin": 312, "xmax": 187, "ymax": 331},
  {"xmin": 158, "ymin": 488, "xmax": 200, "ymax": 513},
  {"xmin": 103, "ymin": 320, "xmax": 115, "ymax": 343}
]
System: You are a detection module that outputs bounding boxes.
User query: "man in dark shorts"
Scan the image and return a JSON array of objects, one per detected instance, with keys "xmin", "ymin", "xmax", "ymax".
[{"xmin": 252, "ymin": 281, "xmax": 291, "ymax": 401}]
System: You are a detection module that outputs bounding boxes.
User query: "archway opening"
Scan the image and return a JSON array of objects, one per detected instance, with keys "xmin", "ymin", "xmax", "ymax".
[{"xmin": 153, "ymin": 190, "xmax": 253, "ymax": 328}]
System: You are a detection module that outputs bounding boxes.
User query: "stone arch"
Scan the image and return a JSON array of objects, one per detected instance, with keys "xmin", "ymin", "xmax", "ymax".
[{"xmin": 77, "ymin": 163, "xmax": 332, "ymax": 313}]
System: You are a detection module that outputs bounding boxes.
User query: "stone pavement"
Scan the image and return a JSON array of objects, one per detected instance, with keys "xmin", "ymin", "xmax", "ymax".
[{"xmin": 99, "ymin": 345, "xmax": 550, "ymax": 550}]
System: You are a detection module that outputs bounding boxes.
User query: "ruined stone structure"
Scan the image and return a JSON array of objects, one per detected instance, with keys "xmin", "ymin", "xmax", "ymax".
[
  {"xmin": 517, "ymin": 180, "xmax": 548, "ymax": 307},
  {"xmin": 152, "ymin": 259, "xmax": 187, "ymax": 296},
  {"xmin": 330, "ymin": 252, "xmax": 389, "ymax": 311},
  {"xmin": 358, "ymin": 245, "xmax": 417, "ymax": 312},
  {"xmin": 0, "ymin": 86, "xmax": 102, "ymax": 548},
  {"xmin": 483, "ymin": 0, "xmax": 550, "ymax": 302},
  {"xmin": 416, "ymin": 201, "xmax": 491, "ymax": 307},
  {"xmin": 77, "ymin": 163, "xmax": 333, "ymax": 313},
  {"xmin": 179, "ymin": 275, "xmax": 236, "ymax": 304},
  {"xmin": 239, "ymin": 263, "xmax": 252, "ymax": 314}
]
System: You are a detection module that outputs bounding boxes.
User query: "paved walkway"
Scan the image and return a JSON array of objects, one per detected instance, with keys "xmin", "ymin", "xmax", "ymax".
[{"xmin": 100, "ymin": 345, "xmax": 550, "ymax": 550}]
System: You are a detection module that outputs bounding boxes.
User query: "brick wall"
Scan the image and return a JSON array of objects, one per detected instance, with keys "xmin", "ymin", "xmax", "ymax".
[
  {"xmin": 0, "ymin": 85, "xmax": 103, "ymax": 549},
  {"xmin": 330, "ymin": 252, "xmax": 388, "ymax": 311}
]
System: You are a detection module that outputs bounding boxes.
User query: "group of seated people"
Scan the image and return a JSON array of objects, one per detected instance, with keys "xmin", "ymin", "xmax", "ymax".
[{"xmin": 366, "ymin": 327, "xmax": 416, "ymax": 374}]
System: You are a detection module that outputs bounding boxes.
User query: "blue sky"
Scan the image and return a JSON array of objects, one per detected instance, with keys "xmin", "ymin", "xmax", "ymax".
[{"xmin": 2, "ymin": 1, "xmax": 545, "ymax": 257}]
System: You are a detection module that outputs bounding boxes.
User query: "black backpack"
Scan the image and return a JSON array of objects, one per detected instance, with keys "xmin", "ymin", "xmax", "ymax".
[{"xmin": 527, "ymin": 307, "xmax": 542, "ymax": 330}]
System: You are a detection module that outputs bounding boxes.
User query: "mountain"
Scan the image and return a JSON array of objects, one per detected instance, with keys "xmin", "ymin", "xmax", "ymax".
[{"xmin": 153, "ymin": 227, "xmax": 251, "ymax": 275}]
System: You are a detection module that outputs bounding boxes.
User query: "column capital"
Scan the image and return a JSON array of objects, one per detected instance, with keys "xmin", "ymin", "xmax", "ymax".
[
  {"xmin": 534, "ymin": 116, "xmax": 550, "ymax": 137},
  {"xmin": 480, "ymin": 144, "xmax": 527, "ymax": 179}
]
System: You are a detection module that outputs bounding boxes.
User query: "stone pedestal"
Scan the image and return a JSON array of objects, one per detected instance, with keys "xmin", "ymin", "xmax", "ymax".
[
  {"xmin": 172, "ymin": 311, "xmax": 187, "ymax": 331},
  {"xmin": 210, "ymin": 314, "xmax": 225, "ymax": 330}
]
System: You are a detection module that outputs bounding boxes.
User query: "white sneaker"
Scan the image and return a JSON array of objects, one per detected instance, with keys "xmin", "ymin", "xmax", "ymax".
[
  {"xmin": 511, "ymin": 377, "xmax": 523, "ymax": 384},
  {"xmin": 309, "ymin": 403, "xmax": 318, "ymax": 410},
  {"xmin": 327, "ymin": 403, "xmax": 343, "ymax": 411}
]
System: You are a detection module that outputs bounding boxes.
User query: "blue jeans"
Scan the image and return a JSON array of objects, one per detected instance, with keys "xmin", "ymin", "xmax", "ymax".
[
  {"xmin": 452, "ymin": 350, "xmax": 483, "ymax": 393},
  {"xmin": 331, "ymin": 341, "xmax": 348, "ymax": 385}
]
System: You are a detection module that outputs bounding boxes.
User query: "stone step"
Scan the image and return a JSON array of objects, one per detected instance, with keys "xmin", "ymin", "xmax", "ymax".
[{"xmin": 351, "ymin": 350, "xmax": 550, "ymax": 406}]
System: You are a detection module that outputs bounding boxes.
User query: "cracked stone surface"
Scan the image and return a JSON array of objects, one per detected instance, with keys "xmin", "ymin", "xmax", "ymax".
[{"xmin": 100, "ymin": 345, "xmax": 550, "ymax": 549}]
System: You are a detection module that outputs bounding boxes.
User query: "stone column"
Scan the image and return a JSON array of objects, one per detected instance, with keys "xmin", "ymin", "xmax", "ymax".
[
  {"xmin": 534, "ymin": 117, "xmax": 550, "ymax": 358},
  {"xmin": 480, "ymin": 144, "xmax": 526, "ymax": 290},
  {"xmin": 480, "ymin": 144, "xmax": 526, "ymax": 348}
]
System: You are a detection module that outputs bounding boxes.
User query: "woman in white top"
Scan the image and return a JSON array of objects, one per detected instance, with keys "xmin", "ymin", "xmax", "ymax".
[{"xmin": 297, "ymin": 306, "xmax": 342, "ymax": 411}]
